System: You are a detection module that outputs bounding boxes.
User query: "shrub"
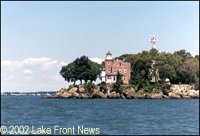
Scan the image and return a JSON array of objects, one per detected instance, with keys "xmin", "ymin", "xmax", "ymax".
[
  {"xmin": 112, "ymin": 81, "xmax": 123, "ymax": 93},
  {"xmin": 99, "ymin": 82, "xmax": 107, "ymax": 92},
  {"xmin": 112, "ymin": 72, "xmax": 123, "ymax": 93},
  {"xmin": 84, "ymin": 82, "xmax": 96, "ymax": 93}
]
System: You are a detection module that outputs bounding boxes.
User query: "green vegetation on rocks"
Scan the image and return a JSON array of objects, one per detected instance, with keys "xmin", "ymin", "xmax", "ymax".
[{"xmin": 112, "ymin": 72, "xmax": 123, "ymax": 93}]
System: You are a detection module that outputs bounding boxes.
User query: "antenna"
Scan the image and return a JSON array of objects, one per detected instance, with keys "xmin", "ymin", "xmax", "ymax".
[{"xmin": 149, "ymin": 35, "xmax": 157, "ymax": 49}]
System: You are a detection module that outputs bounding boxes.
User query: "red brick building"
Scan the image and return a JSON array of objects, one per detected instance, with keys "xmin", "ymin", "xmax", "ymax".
[{"xmin": 100, "ymin": 51, "xmax": 131, "ymax": 84}]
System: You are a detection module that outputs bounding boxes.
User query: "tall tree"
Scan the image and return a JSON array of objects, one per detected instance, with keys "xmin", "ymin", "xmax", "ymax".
[{"xmin": 60, "ymin": 55, "xmax": 101, "ymax": 85}]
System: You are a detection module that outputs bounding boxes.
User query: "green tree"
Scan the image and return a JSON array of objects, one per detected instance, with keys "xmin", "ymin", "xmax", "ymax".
[
  {"xmin": 60, "ymin": 55, "xmax": 101, "ymax": 85},
  {"xmin": 60, "ymin": 63, "xmax": 77, "ymax": 85},
  {"xmin": 118, "ymin": 49, "xmax": 199, "ymax": 91},
  {"xmin": 157, "ymin": 53, "xmax": 182, "ymax": 83},
  {"xmin": 180, "ymin": 57, "xmax": 199, "ymax": 84},
  {"xmin": 112, "ymin": 71, "xmax": 123, "ymax": 93},
  {"xmin": 174, "ymin": 49, "xmax": 192, "ymax": 60}
]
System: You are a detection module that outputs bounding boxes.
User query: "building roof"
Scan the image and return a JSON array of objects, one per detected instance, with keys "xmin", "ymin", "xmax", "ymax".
[
  {"xmin": 112, "ymin": 59, "xmax": 130, "ymax": 66},
  {"xmin": 106, "ymin": 73, "xmax": 125, "ymax": 76},
  {"xmin": 106, "ymin": 73, "xmax": 117, "ymax": 76},
  {"xmin": 106, "ymin": 51, "xmax": 112, "ymax": 55}
]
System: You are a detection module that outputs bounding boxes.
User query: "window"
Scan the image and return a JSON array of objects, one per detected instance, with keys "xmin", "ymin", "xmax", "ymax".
[
  {"xmin": 119, "ymin": 69, "xmax": 122, "ymax": 73},
  {"xmin": 124, "ymin": 76, "xmax": 126, "ymax": 80},
  {"xmin": 108, "ymin": 67, "xmax": 111, "ymax": 73},
  {"xmin": 108, "ymin": 76, "xmax": 111, "ymax": 79},
  {"xmin": 124, "ymin": 68, "xmax": 127, "ymax": 73},
  {"xmin": 113, "ymin": 76, "xmax": 116, "ymax": 81},
  {"xmin": 114, "ymin": 69, "xmax": 116, "ymax": 73}
]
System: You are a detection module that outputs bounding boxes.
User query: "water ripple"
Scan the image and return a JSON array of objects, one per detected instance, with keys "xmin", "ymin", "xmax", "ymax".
[{"xmin": 1, "ymin": 96, "xmax": 199, "ymax": 135}]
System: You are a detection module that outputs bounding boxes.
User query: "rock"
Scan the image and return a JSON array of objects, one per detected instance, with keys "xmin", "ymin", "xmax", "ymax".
[
  {"xmin": 61, "ymin": 92, "xmax": 72, "ymax": 98},
  {"xmin": 116, "ymin": 93, "xmax": 120, "ymax": 98},
  {"xmin": 68, "ymin": 87, "xmax": 78, "ymax": 93},
  {"xmin": 137, "ymin": 89, "xmax": 144, "ymax": 94},
  {"xmin": 151, "ymin": 92, "xmax": 163, "ymax": 99},
  {"xmin": 169, "ymin": 84, "xmax": 195, "ymax": 98},
  {"xmin": 100, "ymin": 92, "xmax": 108, "ymax": 99},
  {"xmin": 78, "ymin": 85, "xmax": 85, "ymax": 93},
  {"xmin": 134, "ymin": 94, "xmax": 145, "ymax": 99},
  {"xmin": 56, "ymin": 88, "xmax": 67, "ymax": 96},
  {"xmin": 122, "ymin": 87, "xmax": 136, "ymax": 99},
  {"xmin": 145, "ymin": 94, "xmax": 152, "ymax": 99},
  {"xmin": 181, "ymin": 95, "xmax": 190, "ymax": 99},
  {"xmin": 126, "ymin": 92, "xmax": 134, "ymax": 98},
  {"xmin": 48, "ymin": 84, "xmax": 200, "ymax": 99},
  {"xmin": 169, "ymin": 84, "xmax": 199, "ymax": 99},
  {"xmin": 144, "ymin": 92, "xmax": 163, "ymax": 99},
  {"xmin": 168, "ymin": 92, "xmax": 181, "ymax": 99},
  {"xmin": 71, "ymin": 92, "xmax": 79, "ymax": 98},
  {"xmin": 122, "ymin": 86, "xmax": 135, "ymax": 94},
  {"xmin": 108, "ymin": 92, "xmax": 119, "ymax": 99},
  {"xmin": 120, "ymin": 94, "xmax": 126, "ymax": 99},
  {"xmin": 69, "ymin": 84, "xmax": 74, "ymax": 88},
  {"xmin": 125, "ymin": 94, "xmax": 132, "ymax": 99},
  {"xmin": 162, "ymin": 95, "xmax": 169, "ymax": 99},
  {"xmin": 180, "ymin": 89, "xmax": 199, "ymax": 98},
  {"xmin": 107, "ymin": 89, "xmax": 111, "ymax": 95},
  {"xmin": 91, "ymin": 91, "xmax": 107, "ymax": 98},
  {"xmin": 78, "ymin": 93, "xmax": 89, "ymax": 99}
]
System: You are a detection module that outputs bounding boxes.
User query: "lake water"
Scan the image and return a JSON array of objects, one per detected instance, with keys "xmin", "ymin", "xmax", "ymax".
[{"xmin": 1, "ymin": 96, "xmax": 199, "ymax": 135}]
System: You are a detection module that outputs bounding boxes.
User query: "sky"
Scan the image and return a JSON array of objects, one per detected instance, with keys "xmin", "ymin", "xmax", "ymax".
[{"xmin": 1, "ymin": 1, "xmax": 199, "ymax": 92}]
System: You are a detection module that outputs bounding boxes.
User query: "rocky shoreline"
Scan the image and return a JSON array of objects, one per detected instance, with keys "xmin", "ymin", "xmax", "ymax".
[{"xmin": 42, "ymin": 84, "xmax": 199, "ymax": 99}]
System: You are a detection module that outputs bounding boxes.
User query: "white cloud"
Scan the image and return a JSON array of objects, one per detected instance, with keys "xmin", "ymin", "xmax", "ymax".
[
  {"xmin": 5, "ymin": 75, "xmax": 15, "ymax": 80},
  {"xmin": 23, "ymin": 69, "xmax": 33, "ymax": 75},
  {"xmin": 1, "ymin": 56, "xmax": 102, "ymax": 92},
  {"xmin": 57, "ymin": 61, "xmax": 68, "ymax": 67},
  {"xmin": 1, "ymin": 60, "xmax": 23, "ymax": 71},
  {"xmin": 1, "ymin": 57, "xmax": 58, "ymax": 72},
  {"xmin": 1, "ymin": 57, "xmax": 67, "ymax": 92},
  {"xmin": 49, "ymin": 75, "xmax": 64, "ymax": 81},
  {"xmin": 90, "ymin": 58, "xmax": 103, "ymax": 64},
  {"xmin": 22, "ymin": 57, "xmax": 58, "ymax": 71}
]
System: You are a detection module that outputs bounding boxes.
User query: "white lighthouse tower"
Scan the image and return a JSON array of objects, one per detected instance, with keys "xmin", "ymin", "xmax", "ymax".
[{"xmin": 105, "ymin": 51, "xmax": 113, "ymax": 60}]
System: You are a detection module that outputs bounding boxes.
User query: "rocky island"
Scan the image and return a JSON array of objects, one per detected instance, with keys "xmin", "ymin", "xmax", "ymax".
[
  {"xmin": 43, "ymin": 84, "xmax": 199, "ymax": 99},
  {"xmin": 43, "ymin": 49, "xmax": 199, "ymax": 99}
]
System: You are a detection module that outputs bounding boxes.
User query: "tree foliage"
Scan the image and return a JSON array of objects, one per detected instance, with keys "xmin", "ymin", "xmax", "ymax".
[
  {"xmin": 112, "ymin": 71, "xmax": 123, "ymax": 93},
  {"xmin": 60, "ymin": 55, "xmax": 101, "ymax": 84},
  {"xmin": 60, "ymin": 49, "xmax": 199, "ymax": 92},
  {"xmin": 118, "ymin": 49, "xmax": 199, "ymax": 92}
]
